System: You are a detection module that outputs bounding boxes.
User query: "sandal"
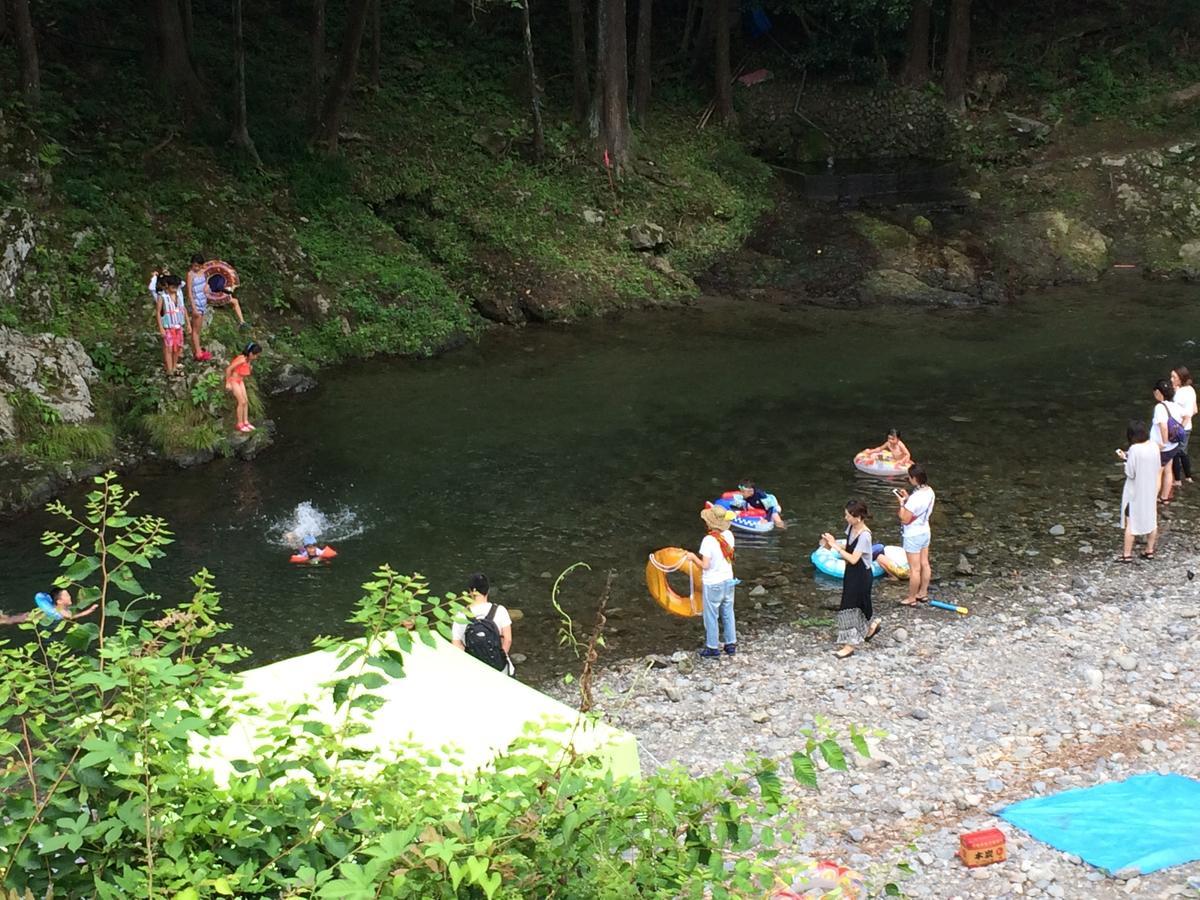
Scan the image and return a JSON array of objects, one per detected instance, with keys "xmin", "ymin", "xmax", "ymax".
[
  {"xmin": 916, "ymin": 596, "xmax": 929, "ymax": 603},
  {"xmin": 1140, "ymin": 551, "xmax": 1156, "ymax": 560},
  {"xmin": 865, "ymin": 620, "xmax": 882, "ymax": 642},
  {"xmin": 835, "ymin": 647, "xmax": 855, "ymax": 659},
  {"xmin": 899, "ymin": 599, "xmax": 919, "ymax": 607},
  {"xmin": 1113, "ymin": 555, "xmax": 1134, "ymax": 563}
]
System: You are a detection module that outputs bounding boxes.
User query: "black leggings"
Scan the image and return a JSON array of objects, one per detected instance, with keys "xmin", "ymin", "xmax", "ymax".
[{"xmin": 1174, "ymin": 433, "xmax": 1193, "ymax": 481}]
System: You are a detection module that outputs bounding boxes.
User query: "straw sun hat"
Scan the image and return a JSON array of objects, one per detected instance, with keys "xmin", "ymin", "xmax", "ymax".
[{"xmin": 700, "ymin": 506, "xmax": 735, "ymax": 531}]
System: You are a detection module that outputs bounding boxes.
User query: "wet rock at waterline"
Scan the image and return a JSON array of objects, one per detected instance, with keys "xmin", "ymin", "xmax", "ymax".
[
  {"xmin": 269, "ymin": 363, "xmax": 318, "ymax": 396},
  {"xmin": 990, "ymin": 211, "xmax": 1111, "ymax": 287},
  {"xmin": 231, "ymin": 419, "xmax": 277, "ymax": 461},
  {"xmin": 857, "ymin": 269, "xmax": 975, "ymax": 307}
]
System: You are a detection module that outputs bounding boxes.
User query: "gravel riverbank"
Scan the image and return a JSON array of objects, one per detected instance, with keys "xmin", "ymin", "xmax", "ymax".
[{"xmin": 559, "ymin": 505, "xmax": 1200, "ymax": 898}]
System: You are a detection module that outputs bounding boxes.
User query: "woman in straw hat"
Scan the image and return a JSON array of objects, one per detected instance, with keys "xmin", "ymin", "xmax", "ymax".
[{"xmin": 689, "ymin": 506, "xmax": 738, "ymax": 658}]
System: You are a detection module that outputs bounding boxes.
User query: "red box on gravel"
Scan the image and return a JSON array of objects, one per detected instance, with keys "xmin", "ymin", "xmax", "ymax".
[{"xmin": 959, "ymin": 828, "xmax": 1007, "ymax": 867}]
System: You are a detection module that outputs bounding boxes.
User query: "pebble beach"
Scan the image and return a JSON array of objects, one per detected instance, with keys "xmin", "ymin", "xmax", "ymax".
[{"xmin": 561, "ymin": 505, "xmax": 1200, "ymax": 898}]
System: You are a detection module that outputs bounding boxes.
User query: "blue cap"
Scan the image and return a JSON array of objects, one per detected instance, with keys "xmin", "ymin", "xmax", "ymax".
[{"xmin": 303, "ymin": 535, "xmax": 317, "ymax": 546}]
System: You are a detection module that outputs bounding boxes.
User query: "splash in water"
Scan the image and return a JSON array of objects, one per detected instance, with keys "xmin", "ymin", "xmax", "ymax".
[{"xmin": 274, "ymin": 501, "xmax": 364, "ymax": 548}]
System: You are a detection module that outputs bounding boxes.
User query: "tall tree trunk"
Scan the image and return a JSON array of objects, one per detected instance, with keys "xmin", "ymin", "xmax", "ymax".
[
  {"xmin": 567, "ymin": 0, "xmax": 589, "ymax": 124},
  {"xmin": 314, "ymin": 0, "xmax": 371, "ymax": 152},
  {"xmin": 590, "ymin": 0, "xmax": 631, "ymax": 172},
  {"xmin": 679, "ymin": 0, "xmax": 697, "ymax": 54},
  {"xmin": 632, "ymin": 0, "xmax": 652, "ymax": 124},
  {"xmin": 11, "ymin": 0, "xmax": 40, "ymax": 105},
  {"xmin": 151, "ymin": 0, "xmax": 207, "ymax": 119},
  {"xmin": 942, "ymin": 0, "xmax": 971, "ymax": 113},
  {"xmin": 307, "ymin": 0, "xmax": 326, "ymax": 127},
  {"xmin": 520, "ymin": 0, "xmax": 545, "ymax": 160},
  {"xmin": 713, "ymin": 0, "xmax": 734, "ymax": 124},
  {"xmin": 899, "ymin": 0, "xmax": 931, "ymax": 86},
  {"xmin": 179, "ymin": 0, "xmax": 194, "ymax": 54},
  {"xmin": 230, "ymin": 0, "xmax": 262, "ymax": 165},
  {"xmin": 369, "ymin": 0, "xmax": 381, "ymax": 89}
]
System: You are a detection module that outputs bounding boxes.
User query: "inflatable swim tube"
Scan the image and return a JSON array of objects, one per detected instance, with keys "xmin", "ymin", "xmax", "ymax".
[
  {"xmin": 853, "ymin": 450, "xmax": 908, "ymax": 477},
  {"xmin": 712, "ymin": 494, "xmax": 776, "ymax": 534},
  {"xmin": 873, "ymin": 544, "xmax": 910, "ymax": 579},
  {"xmin": 645, "ymin": 547, "xmax": 703, "ymax": 617},
  {"xmin": 202, "ymin": 259, "xmax": 240, "ymax": 293},
  {"xmin": 811, "ymin": 541, "xmax": 905, "ymax": 579},
  {"xmin": 289, "ymin": 547, "xmax": 337, "ymax": 565}
]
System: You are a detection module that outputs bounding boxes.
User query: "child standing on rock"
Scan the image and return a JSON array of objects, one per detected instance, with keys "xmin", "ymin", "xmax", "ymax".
[
  {"xmin": 224, "ymin": 342, "xmax": 261, "ymax": 433},
  {"xmin": 151, "ymin": 272, "xmax": 190, "ymax": 376}
]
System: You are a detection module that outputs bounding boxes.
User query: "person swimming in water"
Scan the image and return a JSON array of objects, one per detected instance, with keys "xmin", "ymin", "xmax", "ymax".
[
  {"xmin": 290, "ymin": 535, "xmax": 337, "ymax": 564},
  {"xmin": 863, "ymin": 428, "xmax": 913, "ymax": 468},
  {"xmin": 0, "ymin": 587, "xmax": 98, "ymax": 625}
]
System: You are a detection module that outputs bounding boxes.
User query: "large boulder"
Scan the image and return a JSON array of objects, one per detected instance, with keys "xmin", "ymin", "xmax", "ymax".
[
  {"xmin": 857, "ymin": 269, "xmax": 974, "ymax": 306},
  {"xmin": 1180, "ymin": 240, "xmax": 1200, "ymax": 279},
  {"xmin": 0, "ymin": 326, "xmax": 100, "ymax": 436},
  {"xmin": 990, "ymin": 211, "xmax": 1110, "ymax": 286}
]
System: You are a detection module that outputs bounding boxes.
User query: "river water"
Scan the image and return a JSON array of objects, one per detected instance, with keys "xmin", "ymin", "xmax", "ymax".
[{"xmin": 2, "ymin": 280, "xmax": 1198, "ymax": 682}]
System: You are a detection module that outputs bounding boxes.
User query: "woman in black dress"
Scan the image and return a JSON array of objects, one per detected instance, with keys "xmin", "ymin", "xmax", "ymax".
[{"xmin": 821, "ymin": 499, "xmax": 881, "ymax": 659}]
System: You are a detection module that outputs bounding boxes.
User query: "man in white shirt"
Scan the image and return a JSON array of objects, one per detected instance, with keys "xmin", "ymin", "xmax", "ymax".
[{"xmin": 451, "ymin": 573, "xmax": 514, "ymax": 675}]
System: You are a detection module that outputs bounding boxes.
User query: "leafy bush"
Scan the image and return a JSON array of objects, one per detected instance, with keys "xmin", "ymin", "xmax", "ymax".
[{"xmin": 0, "ymin": 475, "xmax": 871, "ymax": 898}]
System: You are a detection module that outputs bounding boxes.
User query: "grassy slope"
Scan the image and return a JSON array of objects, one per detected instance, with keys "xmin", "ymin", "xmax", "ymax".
[{"xmin": 0, "ymin": 2, "xmax": 772, "ymax": 472}]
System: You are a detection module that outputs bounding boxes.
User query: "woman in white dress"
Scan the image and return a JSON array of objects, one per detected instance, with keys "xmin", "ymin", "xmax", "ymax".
[
  {"xmin": 1170, "ymin": 366, "xmax": 1196, "ymax": 488},
  {"xmin": 1116, "ymin": 420, "xmax": 1160, "ymax": 562}
]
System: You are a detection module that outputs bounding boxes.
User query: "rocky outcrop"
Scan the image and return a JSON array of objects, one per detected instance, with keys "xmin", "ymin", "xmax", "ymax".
[
  {"xmin": 1, "ymin": 209, "xmax": 35, "ymax": 304},
  {"xmin": 990, "ymin": 211, "xmax": 1111, "ymax": 286},
  {"xmin": 846, "ymin": 213, "xmax": 998, "ymax": 305},
  {"xmin": 0, "ymin": 326, "xmax": 99, "ymax": 440}
]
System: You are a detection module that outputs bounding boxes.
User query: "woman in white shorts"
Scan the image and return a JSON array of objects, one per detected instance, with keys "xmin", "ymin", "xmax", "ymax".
[{"xmin": 896, "ymin": 463, "xmax": 935, "ymax": 606}]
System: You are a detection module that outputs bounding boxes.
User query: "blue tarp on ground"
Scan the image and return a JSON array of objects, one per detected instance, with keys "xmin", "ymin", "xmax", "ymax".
[{"xmin": 999, "ymin": 773, "xmax": 1200, "ymax": 875}]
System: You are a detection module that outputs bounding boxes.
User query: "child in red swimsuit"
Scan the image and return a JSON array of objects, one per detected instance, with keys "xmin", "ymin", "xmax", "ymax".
[{"xmin": 224, "ymin": 342, "xmax": 262, "ymax": 433}]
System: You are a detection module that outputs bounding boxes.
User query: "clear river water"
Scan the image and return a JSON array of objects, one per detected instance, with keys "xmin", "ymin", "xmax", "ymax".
[{"xmin": 2, "ymin": 279, "xmax": 1198, "ymax": 682}]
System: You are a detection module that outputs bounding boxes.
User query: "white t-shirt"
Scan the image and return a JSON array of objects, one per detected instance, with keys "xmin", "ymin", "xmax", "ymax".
[
  {"xmin": 451, "ymin": 601, "xmax": 512, "ymax": 643},
  {"xmin": 699, "ymin": 531, "xmax": 735, "ymax": 585},
  {"xmin": 902, "ymin": 486, "xmax": 935, "ymax": 537},
  {"xmin": 1175, "ymin": 385, "xmax": 1196, "ymax": 431},
  {"xmin": 1151, "ymin": 401, "xmax": 1182, "ymax": 449}
]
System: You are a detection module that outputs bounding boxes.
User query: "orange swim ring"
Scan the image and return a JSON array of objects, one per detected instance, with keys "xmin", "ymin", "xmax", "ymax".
[
  {"xmin": 202, "ymin": 259, "xmax": 240, "ymax": 291},
  {"xmin": 645, "ymin": 547, "xmax": 703, "ymax": 617}
]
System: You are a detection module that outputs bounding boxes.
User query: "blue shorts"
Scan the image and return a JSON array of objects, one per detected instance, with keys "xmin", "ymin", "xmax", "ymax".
[{"xmin": 902, "ymin": 531, "xmax": 931, "ymax": 554}]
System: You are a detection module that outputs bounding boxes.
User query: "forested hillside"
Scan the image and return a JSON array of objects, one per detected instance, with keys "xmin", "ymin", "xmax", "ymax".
[{"xmin": 0, "ymin": 0, "xmax": 1198, "ymax": 499}]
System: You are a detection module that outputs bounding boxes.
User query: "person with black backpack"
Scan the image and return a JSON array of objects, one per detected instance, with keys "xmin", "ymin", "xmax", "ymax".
[{"xmin": 451, "ymin": 573, "xmax": 514, "ymax": 676}]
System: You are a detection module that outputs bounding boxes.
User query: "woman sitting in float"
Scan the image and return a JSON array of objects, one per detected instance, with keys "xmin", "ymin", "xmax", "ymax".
[{"xmin": 854, "ymin": 428, "xmax": 913, "ymax": 476}]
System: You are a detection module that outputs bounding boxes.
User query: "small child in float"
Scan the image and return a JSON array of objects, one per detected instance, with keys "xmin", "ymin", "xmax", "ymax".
[
  {"xmin": 863, "ymin": 428, "xmax": 912, "ymax": 468},
  {"xmin": 289, "ymin": 535, "xmax": 338, "ymax": 564},
  {"xmin": 224, "ymin": 341, "xmax": 261, "ymax": 433}
]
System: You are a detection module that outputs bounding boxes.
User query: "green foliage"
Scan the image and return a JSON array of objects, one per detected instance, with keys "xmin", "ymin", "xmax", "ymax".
[
  {"xmin": 189, "ymin": 371, "xmax": 225, "ymax": 410},
  {"xmin": 0, "ymin": 476, "xmax": 874, "ymax": 898},
  {"xmin": 142, "ymin": 400, "xmax": 226, "ymax": 457},
  {"xmin": 6, "ymin": 390, "xmax": 114, "ymax": 463}
]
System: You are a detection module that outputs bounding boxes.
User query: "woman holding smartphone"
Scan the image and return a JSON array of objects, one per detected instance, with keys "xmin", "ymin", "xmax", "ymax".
[
  {"xmin": 896, "ymin": 463, "xmax": 935, "ymax": 606},
  {"xmin": 1116, "ymin": 420, "xmax": 1159, "ymax": 561}
]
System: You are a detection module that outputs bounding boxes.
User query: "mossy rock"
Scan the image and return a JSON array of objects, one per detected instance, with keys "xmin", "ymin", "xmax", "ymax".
[
  {"xmin": 990, "ymin": 210, "xmax": 1110, "ymax": 286},
  {"xmin": 857, "ymin": 269, "xmax": 973, "ymax": 307}
]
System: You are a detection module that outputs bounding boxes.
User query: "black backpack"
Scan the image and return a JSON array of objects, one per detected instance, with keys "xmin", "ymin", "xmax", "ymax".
[{"xmin": 463, "ymin": 604, "xmax": 507, "ymax": 671}]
